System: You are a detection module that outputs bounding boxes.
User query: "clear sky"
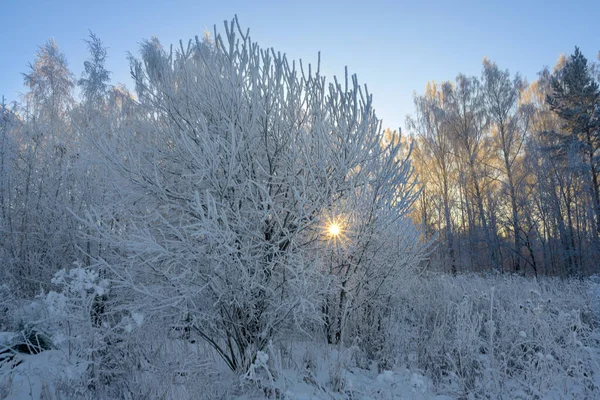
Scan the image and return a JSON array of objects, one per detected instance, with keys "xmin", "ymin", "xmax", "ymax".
[{"xmin": 1, "ymin": 0, "xmax": 598, "ymax": 131}]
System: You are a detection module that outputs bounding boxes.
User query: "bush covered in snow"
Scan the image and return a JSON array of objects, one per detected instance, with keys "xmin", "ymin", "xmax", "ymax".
[{"xmin": 87, "ymin": 16, "xmax": 422, "ymax": 377}]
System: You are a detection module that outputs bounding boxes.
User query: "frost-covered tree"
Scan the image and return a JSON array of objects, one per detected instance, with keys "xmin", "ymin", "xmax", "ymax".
[
  {"xmin": 93, "ymin": 18, "xmax": 422, "ymax": 372},
  {"xmin": 2, "ymin": 39, "xmax": 84, "ymax": 294},
  {"xmin": 407, "ymin": 84, "xmax": 456, "ymax": 273},
  {"xmin": 23, "ymin": 39, "xmax": 74, "ymax": 122},
  {"xmin": 78, "ymin": 31, "xmax": 111, "ymax": 109},
  {"xmin": 482, "ymin": 58, "xmax": 531, "ymax": 272},
  {"xmin": 0, "ymin": 99, "xmax": 20, "ymax": 285},
  {"xmin": 442, "ymin": 75, "xmax": 500, "ymax": 271}
]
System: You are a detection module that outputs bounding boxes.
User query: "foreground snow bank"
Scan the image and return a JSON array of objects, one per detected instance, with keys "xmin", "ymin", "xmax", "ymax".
[{"xmin": 0, "ymin": 349, "xmax": 86, "ymax": 400}]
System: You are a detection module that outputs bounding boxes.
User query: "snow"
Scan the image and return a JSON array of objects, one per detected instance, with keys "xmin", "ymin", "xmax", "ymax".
[
  {"xmin": 132, "ymin": 312, "xmax": 144, "ymax": 327},
  {"xmin": 235, "ymin": 361, "xmax": 451, "ymax": 400},
  {"xmin": 0, "ymin": 332, "xmax": 15, "ymax": 346},
  {"xmin": 3, "ymin": 273, "xmax": 600, "ymax": 400},
  {"xmin": 1, "ymin": 350, "xmax": 86, "ymax": 400},
  {"xmin": 2, "ymin": 345, "xmax": 455, "ymax": 400}
]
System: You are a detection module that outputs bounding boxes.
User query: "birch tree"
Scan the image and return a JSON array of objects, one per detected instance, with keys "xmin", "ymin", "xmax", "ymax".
[
  {"xmin": 482, "ymin": 58, "xmax": 531, "ymax": 271},
  {"xmin": 407, "ymin": 83, "xmax": 456, "ymax": 273}
]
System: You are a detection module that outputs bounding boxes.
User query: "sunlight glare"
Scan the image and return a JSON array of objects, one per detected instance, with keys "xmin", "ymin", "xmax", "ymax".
[{"xmin": 328, "ymin": 223, "xmax": 341, "ymax": 237}]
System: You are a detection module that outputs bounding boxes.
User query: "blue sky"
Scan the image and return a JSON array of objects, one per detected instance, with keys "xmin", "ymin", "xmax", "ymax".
[{"xmin": 1, "ymin": 0, "xmax": 598, "ymax": 131}]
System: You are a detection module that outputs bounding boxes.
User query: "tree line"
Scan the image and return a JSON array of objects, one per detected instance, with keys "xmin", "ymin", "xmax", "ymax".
[{"xmin": 407, "ymin": 48, "xmax": 600, "ymax": 277}]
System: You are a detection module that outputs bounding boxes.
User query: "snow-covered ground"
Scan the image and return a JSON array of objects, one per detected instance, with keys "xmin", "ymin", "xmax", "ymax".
[
  {"xmin": 1, "ymin": 345, "xmax": 451, "ymax": 400},
  {"xmin": 238, "ymin": 367, "xmax": 453, "ymax": 400},
  {"xmin": 0, "ymin": 350, "xmax": 87, "ymax": 400},
  {"xmin": 2, "ymin": 274, "xmax": 600, "ymax": 399}
]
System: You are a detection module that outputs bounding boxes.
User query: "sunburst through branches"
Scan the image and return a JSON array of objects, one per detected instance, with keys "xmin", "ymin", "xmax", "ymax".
[{"xmin": 322, "ymin": 215, "xmax": 349, "ymax": 247}]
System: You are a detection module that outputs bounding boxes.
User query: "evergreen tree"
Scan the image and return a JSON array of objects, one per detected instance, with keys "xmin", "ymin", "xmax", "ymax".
[{"xmin": 547, "ymin": 47, "xmax": 600, "ymax": 239}]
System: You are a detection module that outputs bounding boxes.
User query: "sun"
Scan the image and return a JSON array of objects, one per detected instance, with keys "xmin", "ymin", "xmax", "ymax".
[
  {"xmin": 328, "ymin": 223, "xmax": 341, "ymax": 237},
  {"xmin": 322, "ymin": 215, "xmax": 349, "ymax": 247}
]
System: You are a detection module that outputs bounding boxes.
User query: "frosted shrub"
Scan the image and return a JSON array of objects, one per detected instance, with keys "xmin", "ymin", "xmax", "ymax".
[
  {"xmin": 42, "ymin": 265, "xmax": 118, "ymax": 390},
  {"xmin": 93, "ymin": 16, "xmax": 421, "ymax": 375}
]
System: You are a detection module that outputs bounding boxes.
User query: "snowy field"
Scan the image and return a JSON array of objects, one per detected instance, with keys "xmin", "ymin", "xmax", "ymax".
[{"xmin": 2, "ymin": 274, "xmax": 599, "ymax": 399}]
